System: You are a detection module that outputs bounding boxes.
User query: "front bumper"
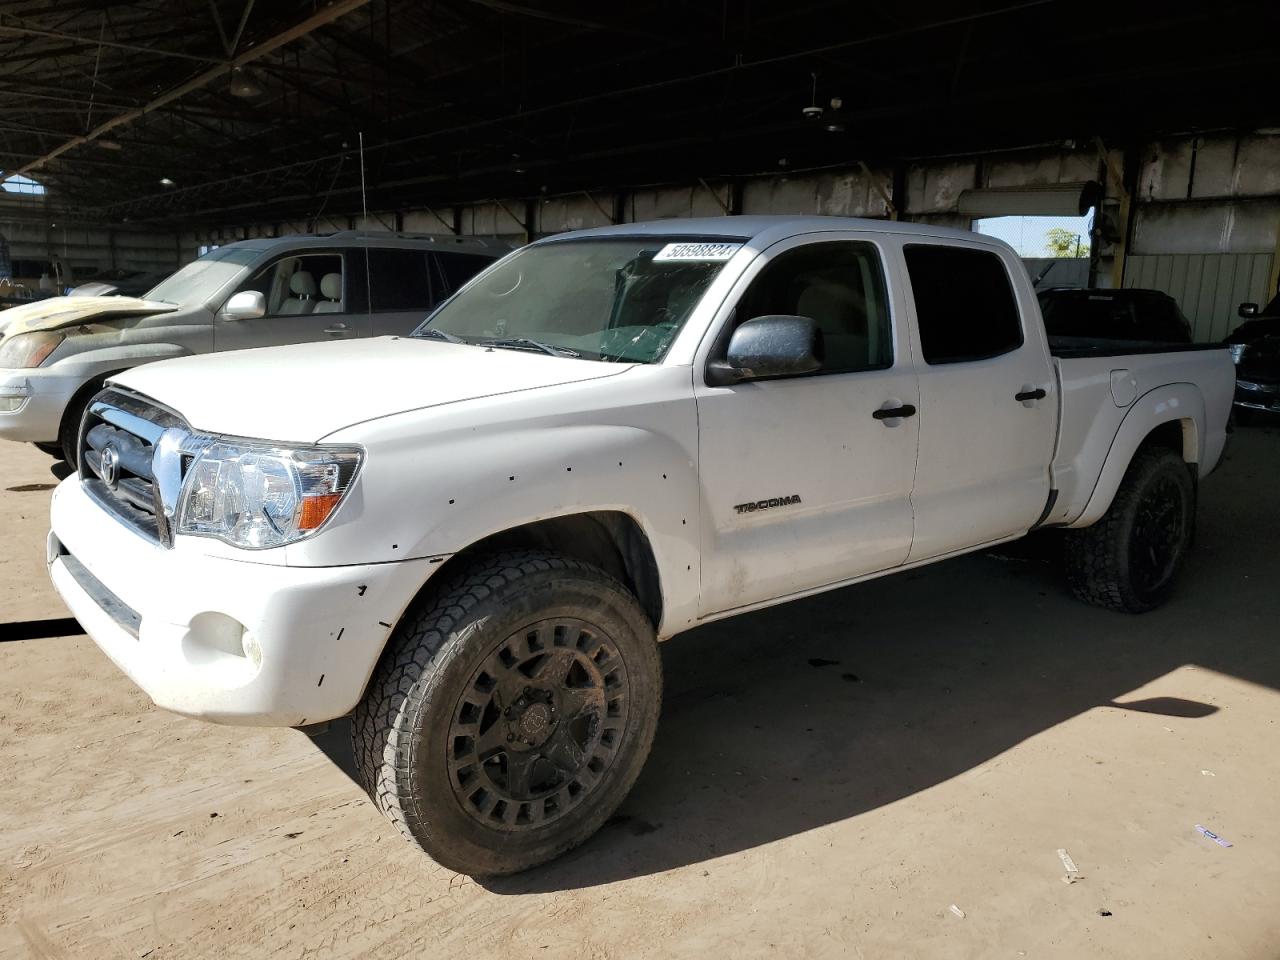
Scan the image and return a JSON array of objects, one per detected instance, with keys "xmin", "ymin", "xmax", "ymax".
[
  {"xmin": 1234, "ymin": 378, "xmax": 1280, "ymax": 414},
  {"xmin": 0, "ymin": 368, "xmax": 84, "ymax": 443},
  {"xmin": 49, "ymin": 475, "xmax": 441, "ymax": 726}
]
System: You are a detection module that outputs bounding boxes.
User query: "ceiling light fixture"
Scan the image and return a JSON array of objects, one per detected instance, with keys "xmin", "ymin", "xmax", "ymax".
[{"xmin": 228, "ymin": 67, "xmax": 263, "ymax": 99}]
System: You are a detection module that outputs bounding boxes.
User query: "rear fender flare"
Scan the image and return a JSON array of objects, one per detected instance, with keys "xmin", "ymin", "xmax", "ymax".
[{"xmin": 1069, "ymin": 382, "xmax": 1203, "ymax": 528}]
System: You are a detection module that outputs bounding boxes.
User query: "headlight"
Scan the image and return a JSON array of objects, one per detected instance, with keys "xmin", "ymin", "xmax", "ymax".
[
  {"xmin": 0, "ymin": 331, "xmax": 65, "ymax": 368},
  {"xmin": 177, "ymin": 439, "xmax": 362, "ymax": 549},
  {"xmin": 1228, "ymin": 343, "xmax": 1247, "ymax": 364}
]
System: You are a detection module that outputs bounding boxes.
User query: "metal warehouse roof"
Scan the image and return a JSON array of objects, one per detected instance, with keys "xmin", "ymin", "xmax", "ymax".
[{"xmin": 1, "ymin": 0, "xmax": 1277, "ymax": 227}]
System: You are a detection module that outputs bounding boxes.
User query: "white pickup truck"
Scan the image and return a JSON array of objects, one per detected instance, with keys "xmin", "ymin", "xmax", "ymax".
[{"xmin": 47, "ymin": 216, "xmax": 1234, "ymax": 876}]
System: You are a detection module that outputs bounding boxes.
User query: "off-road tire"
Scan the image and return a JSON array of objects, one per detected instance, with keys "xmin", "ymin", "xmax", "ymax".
[
  {"xmin": 351, "ymin": 550, "xmax": 662, "ymax": 876},
  {"xmin": 1064, "ymin": 446, "xmax": 1195, "ymax": 613}
]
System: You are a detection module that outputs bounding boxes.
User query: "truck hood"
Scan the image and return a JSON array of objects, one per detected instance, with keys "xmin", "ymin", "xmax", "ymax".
[
  {"xmin": 111, "ymin": 336, "xmax": 634, "ymax": 442},
  {"xmin": 0, "ymin": 295, "xmax": 177, "ymax": 337}
]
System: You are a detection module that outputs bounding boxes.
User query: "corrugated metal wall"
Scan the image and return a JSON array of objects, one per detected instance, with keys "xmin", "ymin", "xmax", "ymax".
[{"xmin": 1124, "ymin": 253, "xmax": 1274, "ymax": 341}]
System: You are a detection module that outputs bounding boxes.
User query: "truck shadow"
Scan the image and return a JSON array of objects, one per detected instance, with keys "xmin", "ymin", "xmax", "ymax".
[
  {"xmin": 309, "ymin": 441, "xmax": 1278, "ymax": 892},
  {"xmin": 486, "ymin": 475, "xmax": 1278, "ymax": 892}
]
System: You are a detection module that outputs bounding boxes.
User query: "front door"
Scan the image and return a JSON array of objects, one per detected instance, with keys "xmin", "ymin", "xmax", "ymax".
[
  {"xmin": 696, "ymin": 237, "xmax": 920, "ymax": 616},
  {"xmin": 215, "ymin": 250, "xmax": 367, "ymax": 352},
  {"xmin": 900, "ymin": 241, "xmax": 1056, "ymax": 561}
]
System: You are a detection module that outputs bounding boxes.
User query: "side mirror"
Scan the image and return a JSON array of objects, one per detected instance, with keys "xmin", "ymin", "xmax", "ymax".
[
  {"xmin": 707, "ymin": 315, "xmax": 824, "ymax": 386},
  {"xmin": 1238, "ymin": 302, "xmax": 1259, "ymax": 319},
  {"xmin": 221, "ymin": 290, "xmax": 265, "ymax": 321}
]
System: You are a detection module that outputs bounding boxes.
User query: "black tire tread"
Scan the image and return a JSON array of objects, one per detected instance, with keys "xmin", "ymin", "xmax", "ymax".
[
  {"xmin": 1064, "ymin": 446, "xmax": 1193, "ymax": 614},
  {"xmin": 350, "ymin": 549, "xmax": 658, "ymax": 874}
]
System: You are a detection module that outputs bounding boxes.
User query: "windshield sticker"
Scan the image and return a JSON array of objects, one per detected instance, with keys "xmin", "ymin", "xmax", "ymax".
[{"xmin": 653, "ymin": 242, "xmax": 742, "ymax": 262}]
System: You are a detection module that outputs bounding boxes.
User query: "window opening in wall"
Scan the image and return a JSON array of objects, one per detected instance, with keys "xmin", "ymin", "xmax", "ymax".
[
  {"xmin": 974, "ymin": 210, "xmax": 1094, "ymax": 290},
  {"xmin": 1, "ymin": 174, "xmax": 45, "ymax": 195}
]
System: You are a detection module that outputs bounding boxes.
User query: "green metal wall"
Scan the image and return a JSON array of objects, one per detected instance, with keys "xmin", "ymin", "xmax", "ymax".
[{"xmin": 1125, "ymin": 253, "xmax": 1275, "ymax": 342}]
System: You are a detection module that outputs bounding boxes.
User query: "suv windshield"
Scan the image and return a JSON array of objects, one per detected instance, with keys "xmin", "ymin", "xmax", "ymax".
[
  {"xmin": 144, "ymin": 245, "xmax": 262, "ymax": 306},
  {"xmin": 415, "ymin": 236, "xmax": 742, "ymax": 363}
]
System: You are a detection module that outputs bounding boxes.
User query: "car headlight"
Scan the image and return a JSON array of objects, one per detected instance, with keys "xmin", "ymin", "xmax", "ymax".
[
  {"xmin": 1228, "ymin": 343, "xmax": 1247, "ymax": 364},
  {"xmin": 176, "ymin": 439, "xmax": 363, "ymax": 549},
  {"xmin": 0, "ymin": 331, "xmax": 65, "ymax": 368}
]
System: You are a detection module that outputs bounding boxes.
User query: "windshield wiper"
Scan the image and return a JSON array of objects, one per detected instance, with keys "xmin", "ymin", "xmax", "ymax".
[
  {"xmin": 415, "ymin": 327, "xmax": 466, "ymax": 344},
  {"xmin": 479, "ymin": 336, "xmax": 580, "ymax": 359}
]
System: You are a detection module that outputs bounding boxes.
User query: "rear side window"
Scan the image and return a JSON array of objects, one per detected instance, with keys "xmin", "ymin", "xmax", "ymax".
[
  {"xmin": 367, "ymin": 249, "xmax": 434, "ymax": 312},
  {"xmin": 904, "ymin": 245, "xmax": 1022, "ymax": 364},
  {"xmin": 434, "ymin": 252, "xmax": 495, "ymax": 296}
]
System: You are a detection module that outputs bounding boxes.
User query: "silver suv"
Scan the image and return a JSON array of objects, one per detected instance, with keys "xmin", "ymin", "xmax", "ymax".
[{"xmin": 0, "ymin": 232, "xmax": 512, "ymax": 462}]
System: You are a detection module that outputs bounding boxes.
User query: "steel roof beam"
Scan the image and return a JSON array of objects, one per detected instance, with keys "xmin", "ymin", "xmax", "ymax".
[{"xmin": 11, "ymin": 0, "xmax": 372, "ymax": 178}]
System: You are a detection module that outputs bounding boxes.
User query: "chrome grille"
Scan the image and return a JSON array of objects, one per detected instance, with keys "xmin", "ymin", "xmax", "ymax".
[{"xmin": 78, "ymin": 387, "xmax": 195, "ymax": 547}]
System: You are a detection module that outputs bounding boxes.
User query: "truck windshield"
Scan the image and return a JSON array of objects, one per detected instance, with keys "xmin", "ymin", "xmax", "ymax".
[
  {"xmin": 415, "ymin": 236, "xmax": 743, "ymax": 362},
  {"xmin": 143, "ymin": 245, "xmax": 262, "ymax": 306}
]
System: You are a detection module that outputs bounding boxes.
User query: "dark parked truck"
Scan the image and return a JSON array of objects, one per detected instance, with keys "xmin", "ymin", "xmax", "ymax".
[{"xmin": 47, "ymin": 216, "xmax": 1234, "ymax": 876}]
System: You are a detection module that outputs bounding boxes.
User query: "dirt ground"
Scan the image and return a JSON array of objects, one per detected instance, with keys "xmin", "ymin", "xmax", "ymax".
[{"xmin": 2, "ymin": 427, "xmax": 1280, "ymax": 960}]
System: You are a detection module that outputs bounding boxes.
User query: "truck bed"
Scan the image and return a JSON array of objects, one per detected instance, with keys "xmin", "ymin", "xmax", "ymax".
[{"xmin": 1043, "ymin": 343, "xmax": 1235, "ymax": 527}]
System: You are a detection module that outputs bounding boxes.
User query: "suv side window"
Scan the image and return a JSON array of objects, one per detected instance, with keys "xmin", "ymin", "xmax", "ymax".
[
  {"xmin": 367, "ymin": 248, "xmax": 433, "ymax": 312},
  {"xmin": 904, "ymin": 245, "xmax": 1022, "ymax": 364},
  {"xmin": 234, "ymin": 252, "xmax": 343, "ymax": 317},
  {"xmin": 434, "ymin": 251, "xmax": 496, "ymax": 297},
  {"xmin": 735, "ymin": 241, "xmax": 892, "ymax": 374}
]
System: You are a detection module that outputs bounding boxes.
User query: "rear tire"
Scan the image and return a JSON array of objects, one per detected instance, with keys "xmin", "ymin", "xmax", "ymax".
[
  {"xmin": 351, "ymin": 550, "xmax": 661, "ymax": 876},
  {"xmin": 1064, "ymin": 446, "xmax": 1195, "ymax": 613}
]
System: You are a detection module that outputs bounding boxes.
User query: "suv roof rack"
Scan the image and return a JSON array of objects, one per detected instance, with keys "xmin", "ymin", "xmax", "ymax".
[{"xmin": 324, "ymin": 230, "xmax": 512, "ymax": 246}]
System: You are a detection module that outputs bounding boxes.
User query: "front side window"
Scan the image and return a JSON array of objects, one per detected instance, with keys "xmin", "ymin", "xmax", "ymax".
[
  {"xmin": 418, "ymin": 236, "xmax": 739, "ymax": 363},
  {"xmin": 233, "ymin": 253, "xmax": 343, "ymax": 317},
  {"xmin": 904, "ymin": 245, "xmax": 1022, "ymax": 364},
  {"xmin": 734, "ymin": 241, "xmax": 892, "ymax": 374}
]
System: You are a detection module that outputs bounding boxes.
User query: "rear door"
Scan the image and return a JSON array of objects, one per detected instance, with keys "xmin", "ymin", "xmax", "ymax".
[
  {"xmin": 900, "ymin": 241, "xmax": 1056, "ymax": 561},
  {"xmin": 696, "ymin": 235, "xmax": 920, "ymax": 615},
  {"xmin": 364, "ymin": 247, "xmax": 438, "ymax": 337}
]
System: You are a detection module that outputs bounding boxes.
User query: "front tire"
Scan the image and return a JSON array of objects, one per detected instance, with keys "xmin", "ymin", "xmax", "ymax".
[
  {"xmin": 351, "ymin": 550, "xmax": 662, "ymax": 876},
  {"xmin": 1064, "ymin": 446, "xmax": 1196, "ymax": 613},
  {"xmin": 58, "ymin": 375, "xmax": 114, "ymax": 467}
]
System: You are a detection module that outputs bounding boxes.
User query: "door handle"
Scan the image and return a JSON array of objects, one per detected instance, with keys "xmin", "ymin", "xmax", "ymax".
[
  {"xmin": 324, "ymin": 323, "xmax": 348, "ymax": 336},
  {"xmin": 872, "ymin": 403, "xmax": 917, "ymax": 421},
  {"xmin": 1015, "ymin": 387, "xmax": 1047, "ymax": 402}
]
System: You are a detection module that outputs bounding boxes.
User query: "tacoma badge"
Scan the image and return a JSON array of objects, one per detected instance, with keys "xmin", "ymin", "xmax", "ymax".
[{"xmin": 734, "ymin": 494, "xmax": 802, "ymax": 514}]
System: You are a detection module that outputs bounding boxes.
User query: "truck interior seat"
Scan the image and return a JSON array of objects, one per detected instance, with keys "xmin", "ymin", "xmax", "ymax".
[{"xmin": 796, "ymin": 276, "xmax": 870, "ymax": 370}]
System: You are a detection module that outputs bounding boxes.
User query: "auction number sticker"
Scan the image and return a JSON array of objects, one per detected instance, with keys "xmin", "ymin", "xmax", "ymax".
[{"xmin": 653, "ymin": 242, "xmax": 742, "ymax": 262}]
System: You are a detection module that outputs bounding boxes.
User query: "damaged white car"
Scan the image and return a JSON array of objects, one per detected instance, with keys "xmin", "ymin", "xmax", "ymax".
[{"xmin": 0, "ymin": 232, "xmax": 508, "ymax": 462}]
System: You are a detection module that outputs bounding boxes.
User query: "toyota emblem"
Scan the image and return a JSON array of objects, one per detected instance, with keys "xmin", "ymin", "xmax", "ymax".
[{"xmin": 100, "ymin": 445, "xmax": 120, "ymax": 487}]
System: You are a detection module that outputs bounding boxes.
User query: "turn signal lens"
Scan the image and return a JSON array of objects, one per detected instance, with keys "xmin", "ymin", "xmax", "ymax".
[{"xmin": 298, "ymin": 492, "xmax": 342, "ymax": 531}]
